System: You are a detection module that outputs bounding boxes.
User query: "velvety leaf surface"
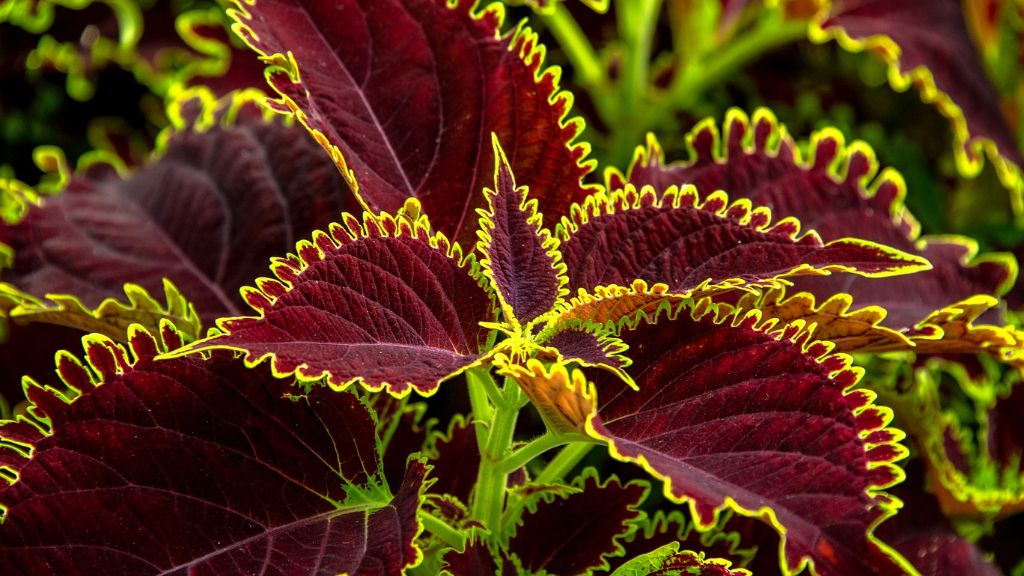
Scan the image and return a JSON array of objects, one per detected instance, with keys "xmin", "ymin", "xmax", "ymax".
[
  {"xmin": 178, "ymin": 213, "xmax": 495, "ymax": 396},
  {"xmin": 557, "ymin": 184, "xmax": 928, "ymax": 296},
  {"xmin": 0, "ymin": 94, "xmax": 357, "ymax": 324},
  {"xmin": 609, "ymin": 542, "xmax": 749, "ymax": 576},
  {"xmin": 478, "ymin": 140, "xmax": 566, "ymax": 325},
  {"xmin": 586, "ymin": 300, "xmax": 911, "ymax": 576},
  {"xmin": 506, "ymin": 470, "xmax": 646, "ymax": 576},
  {"xmin": 232, "ymin": 0, "xmax": 594, "ymax": 246},
  {"xmin": 611, "ymin": 111, "xmax": 1014, "ymax": 329},
  {"xmin": 814, "ymin": 0, "xmax": 1023, "ymax": 184},
  {"xmin": 0, "ymin": 327, "xmax": 426, "ymax": 575}
]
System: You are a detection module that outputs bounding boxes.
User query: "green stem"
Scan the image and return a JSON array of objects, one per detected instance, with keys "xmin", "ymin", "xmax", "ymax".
[
  {"xmin": 669, "ymin": 18, "xmax": 807, "ymax": 109},
  {"xmin": 419, "ymin": 510, "xmax": 465, "ymax": 550},
  {"xmin": 497, "ymin": 432, "xmax": 573, "ymax": 475},
  {"xmin": 536, "ymin": 442, "xmax": 594, "ymax": 485},
  {"xmin": 542, "ymin": 2, "xmax": 604, "ymax": 89},
  {"xmin": 466, "ymin": 367, "xmax": 494, "ymax": 455},
  {"xmin": 619, "ymin": 0, "xmax": 662, "ymax": 112},
  {"xmin": 470, "ymin": 376, "xmax": 523, "ymax": 533}
]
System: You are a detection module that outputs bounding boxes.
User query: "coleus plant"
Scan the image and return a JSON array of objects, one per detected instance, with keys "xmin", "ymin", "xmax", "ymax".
[{"xmin": 1, "ymin": 0, "xmax": 1024, "ymax": 575}]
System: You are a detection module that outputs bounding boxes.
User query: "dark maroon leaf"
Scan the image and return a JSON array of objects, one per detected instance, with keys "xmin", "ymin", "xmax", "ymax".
[
  {"xmin": 813, "ymin": 0, "xmax": 1023, "ymax": 185},
  {"xmin": 0, "ymin": 92, "xmax": 357, "ymax": 324},
  {"xmin": 174, "ymin": 211, "xmax": 495, "ymax": 396},
  {"xmin": 0, "ymin": 326, "xmax": 426, "ymax": 575},
  {"xmin": 478, "ymin": 139, "xmax": 567, "ymax": 326},
  {"xmin": 602, "ymin": 508, "xmax": 765, "ymax": 569},
  {"xmin": 231, "ymin": 0, "xmax": 595, "ymax": 246},
  {"xmin": 506, "ymin": 469, "xmax": 646, "ymax": 576},
  {"xmin": 987, "ymin": 372, "xmax": 1024, "ymax": 476},
  {"xmin": 427, "ymin": 415, "xmax": 480, "ymax": 504},
  {"xmin": 380, "ymin": 400, "xmax": 430, "ymax": 491},
  {"xmin": 611, "ymin": 111, "xmax": 1015, "ymax": 330},
  {"xmin": 539, "ymin": 323, "xmax": 628, "ymax": 375},
  {"xmin": 875, "ymin": 462, "xmax": 1005, "ymax": 576},
  {"xmin": 441, "ymin": 530, "xmax": 502, "ymax": 576},
  {"xmin": 557, "ymin": 184, "xmax": 929, "ymax": 297},
  {"xmin": 0, "ymin": 321, "xmax": 83, "ymax": 415},
  {"xmin": 585, "ymin": 300, "xmax": 913, "ymax": 576}
]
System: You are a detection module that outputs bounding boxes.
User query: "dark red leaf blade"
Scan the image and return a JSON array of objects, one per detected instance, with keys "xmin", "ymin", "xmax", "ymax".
[
  {"xmin": 583, "ymin": 300, "xmax": 914, "ymax": 576},
  {"xmin": 812, "ymin": 0, "xmax": 1024, "ymax": 195},
  {"xmin": 231, "ymin": 0, "xmax": 595, "ymax": 246},
  {"xmin": 170, "ymin": 211, "xmax": 496, "ymax": 397},
  {"xmin": 0, "ymin": 326, "xmax": 426, "ymax": 575},
  {"xmin": 426, "ymin": 415, "xmax": 480, "ymax": 505},
  {"xmin": 0, "ymin": 91, "xmax": 358, "ymax": 324},
  {"xmin": 505, "ymin": 469, "xmax": 647, "ymax": 576},
  {"xmin": 557, "ymin": 184, "xmax": 930, "ymax": 295},
  {"xmin": 879, "ymin": 462, "xmax": 1004, "ymax": 576},
  {"xmin": 612, "ymin": 109, "xmax": 1016, "ymax": 330},
  {"xmin": 477, "ymin": 138, "xmax": 567, "ymax": 326}
]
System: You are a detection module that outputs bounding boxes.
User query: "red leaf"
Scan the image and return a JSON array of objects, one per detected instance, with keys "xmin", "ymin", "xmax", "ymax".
[
  {"xmin": 558, "ymin": 184, "xmax": 929, "ymax": 295},
  {"xmin": 813, "ymin": 0, "xmax": 1023, "ymax": 190},
  {"xmin": 612, "ymin": 110, "xmax": 1015, "ymax": 329},
  {"xmin": 232, "ymin": 0, "xmax": 595, "ymax": 246},
  {"xmin": 0, "ymin": 92, "xmax": 358, "ymax": 324},
  {"xmin": 0, "ymin": 327, "xmax": 426, "ymax": 574},
  {"xmin": 506, "ymin": 469, "xmax": 647, "ymax": 576},
  {"xmin": 584, "ymin": 300, "xmax": 913, "ymax": 576},
  {"xmin": 173, "ymin": 212, "xmax": 496, "ymax": 396},
  {"xmin": 478, "ymin": 138, "xmax": 567, "ymax": 326}
]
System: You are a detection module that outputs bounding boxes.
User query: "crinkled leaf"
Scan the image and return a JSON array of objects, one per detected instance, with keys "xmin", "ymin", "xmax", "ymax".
[
  {"xmin": 441, "ymin": 529, "xmax": 506, "ymax": 576},
  {"xmin": 879, "ymin": 359, "xmax": 1024, "ymax": 519},
  {"xmin": 734, "ymin": 286, "xmax": 912, "ymax": 353},
  {"xmin": 612, "ymin": 109, "xmax": 1015, "ymax": 330},
  {"xmin": 535, "ymin": 323, "xmax": 630, "ymax": 381},
  {"xmin": 539, "ymin": 280, "xmax": 682, "ymax": 333},
  {"xmin": 584, "ymin": 300, "xmax": 912, "ymax": 576},
  {"xmin": 174, "ymin": 212, "xmax": 495, "ymax": 396},
  {"xmin": 609, "ymin": 542, "xmax": 750, "ymax": 576},
  {"xmin": 605, "ymin": 509, "xmax": 770, "ymax": 574},
  {"xmin": 0, "ymin": 279, "xmax": 201, "ymax": 343},
  {"xmin": 0, "ymin": 92, "xmax": 357, "ymax": 324},
  {"xmin": 0, "ymin": 326, "xmax": 426, "ymax": 574},
  {"xmin": 232, "ymin": 0, "xmax": 595, "ymax": 246},
  {"xmin": 506, "ymin": 469, "xmax": 646, "ymax": 576},
  {"xmin": 497, "ymin": 358, "xmax": 595, "ymax": 435},
  {"xmin": 557, "ymin": 184, "xmax": 929, "ymax": 297},
  {"xmin": 478, "ymin": 138, "xmax": 567, "ymax": 326},
  {"xmin": 812, "ymin": 0, "xmax": 1023, "ymax": 191}
]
